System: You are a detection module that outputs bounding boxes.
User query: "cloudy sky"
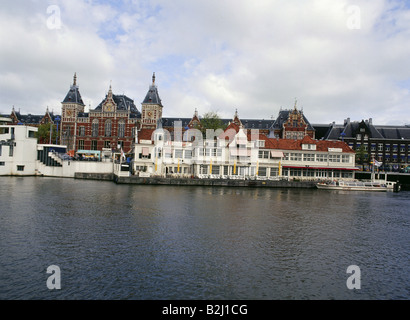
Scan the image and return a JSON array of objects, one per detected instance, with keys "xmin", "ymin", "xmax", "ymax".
[{"xmin": 1, "ymin": 0, "xmax": 410, "ymax": 125}]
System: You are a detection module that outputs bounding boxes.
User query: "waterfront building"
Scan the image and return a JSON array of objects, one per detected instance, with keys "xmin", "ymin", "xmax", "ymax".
[
  {"xmin": 322, "ymin": 118, "xmax": 410, "ymax": 171},
  {"xmin": 132, "ymin": 113, "xmax": 357, "ymax": 180},
  {"xmin": 0, "ymin": 125, "xmax": 38, "ymax": 175},
  {"xmin": 60, "ymin": 73, "xmax": 140, "ymax": 154}
]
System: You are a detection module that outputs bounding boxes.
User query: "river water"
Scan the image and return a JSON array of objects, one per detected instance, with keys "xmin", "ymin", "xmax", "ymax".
[{"xmin": 0, "ymin": 176, "xmax": 408, "ymax": 300}]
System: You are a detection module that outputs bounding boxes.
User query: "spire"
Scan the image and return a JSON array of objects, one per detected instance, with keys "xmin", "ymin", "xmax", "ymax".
[
  {"xmin": 294, "ymin": 98, "xmax": 297, "ymax": 110},
  {"xmin": 73, "ymin": 72, "xmax": 77, "ymax": 86},
  {"xmin": 152, "ymin": 72, "xmax": 156, "ymax": 86},
  {"xmin": 194, "ymin": 108, "xmax": 198, "ymax": 118}
]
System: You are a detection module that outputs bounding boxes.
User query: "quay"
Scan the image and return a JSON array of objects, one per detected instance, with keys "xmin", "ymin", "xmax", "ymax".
[{"xmin": 112, "ymin": 175, "xmax": 317, "ymax": 188}]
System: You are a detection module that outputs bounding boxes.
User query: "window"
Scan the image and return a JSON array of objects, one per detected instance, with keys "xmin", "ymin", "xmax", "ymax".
[
  {"xmin": 257, "ymin": 140, "xmax": 265, "ymax": 148},
  {"xmin": 303, "ymin": 153, "xmax": 315, "ymax": 161},
  {"xmin": 118, "ymin": 121, "xmax": 125, "ymax": 138},
  {"xmin": 79, "ymin": 126, "xmax": 85, "ymax": 137},
  {"xmin": 175, "ymin": 149, "xmax": 183, "ymax": 158},
  {"xmin": 211, "ymin": 165, "xmax": 220, "ymax": 175},
  {"xmin": 105, "ymin": 120, "xmax": 112, "ymax": 137},
  {"xmin": 78, "ymin": 140, "xmax": 84, "ymax": 150},
  {"xmin": 0, "ymin": 162, "xmax": 5, "ymax": 166},
  {"xmin": 28, "ymin": 130, "xmax": 35, "ymax": 138},
  {"xmin": 184, "ymin": 149, "xmax": 192, "ymax": 159},
  {"xmin": 385, "ymin": 144, "xmax": 390, "ymax": 152},
  {"xmin": 378, "ymin": 143, "xmax": 383, "ymax": 152},
  {"xmin": 92, "ymin": 120, "xmax": 99, "ymax": 137},
  {"xmin": 316, "ymin": 154, "xmax": 328, "ymax": 162},
  {"xmin": 0, "ymin": 145, "xmax": 2, "ymax": 156},
  {"xmin": 91, "ymin": 140, "xmax": 98, "ymax": 150},
  {"xmin": 9, "ymin": 145, "xmax": 14, "ymax": 157},
  {"xmin": 104, "ymin": 141, "xmax": 110, "ymax": 149},
  {"xmin": 199, "ymin": 165, "xmax": 208, "ymax": 174},
  {"xmin": 328, "ymin": 154, "xmax": 341, "ymax": 162},
  {"xmin": 258, "ymin": 167, "xmax": 267, "ymax": 176},
  {"xmin": 341, "ymin": 155, "xmax": 350, "ymax": 163},
  {"xmin": 17, "ymin": 165, "xmax": 24, "ymax": 171},
  {"xmin": 258, "ymin": 150, "xmax": 269, "ymax": 159},
  {"xmin": 289, "ymin": 153, "xmax": 302, "ymax": 161}
]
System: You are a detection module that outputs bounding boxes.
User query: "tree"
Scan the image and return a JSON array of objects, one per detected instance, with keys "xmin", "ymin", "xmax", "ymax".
[
  {"xmin": 199, "ymin": 111, "xmax": 227, "ymax": 134},
  {"xmin": 355, "ymin": 145, "xmax": 367, "ymax": 171},
  {"xmin": 36, "ymin": 123, "xmax": 57, "ymax": 144}
]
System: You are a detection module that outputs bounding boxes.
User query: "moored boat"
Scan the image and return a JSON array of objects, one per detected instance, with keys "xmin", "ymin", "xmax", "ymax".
[{"xmin": 316, "ymin": 180, "xmax": 400, "ymax": 191}]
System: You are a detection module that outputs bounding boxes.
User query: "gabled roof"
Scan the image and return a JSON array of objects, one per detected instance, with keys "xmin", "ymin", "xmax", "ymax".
[
  {"xmin": 270, "ymin": 109, "xmax": 315, "ymax": 132},
  {"xmin": 95, "ymin": 93, "xmax": 140, "ymax": 114}
]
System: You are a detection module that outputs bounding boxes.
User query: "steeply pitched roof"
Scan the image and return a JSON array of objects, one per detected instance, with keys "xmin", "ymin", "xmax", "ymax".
[
  {"xmin": 62, "ymin": 74, "xmax": 84, "ymax": 105},
  {"xmin": 142, "ymin": 73, "xmax": 162, "ymax": 106},
  {"xmin": 95, "ymin": 93, "xmax": 140, "ymax": 114}
]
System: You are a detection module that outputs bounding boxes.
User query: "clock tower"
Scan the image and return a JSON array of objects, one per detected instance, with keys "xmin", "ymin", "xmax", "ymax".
[
  {"xmin": 61, "ymin": 73, "xmax": 85, "ymax": 150},
  {"xmin": 141, "ymin": 72, "xmax": 163, "ymax": 129}
]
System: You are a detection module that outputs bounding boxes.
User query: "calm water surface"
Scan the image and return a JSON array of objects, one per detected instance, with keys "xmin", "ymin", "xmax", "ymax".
[{"xmin": 0, "ymin": 177, "xmax": 409, "ymax": 299}]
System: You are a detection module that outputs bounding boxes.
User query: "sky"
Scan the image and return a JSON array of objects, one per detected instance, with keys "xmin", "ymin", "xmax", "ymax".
[{"xmin": 1, "ymin": 0, "xmax": 410, "ymax": 125}]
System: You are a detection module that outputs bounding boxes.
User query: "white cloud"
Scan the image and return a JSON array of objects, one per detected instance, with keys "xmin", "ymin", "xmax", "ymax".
[{"xmin": 1, "ymin": 0, "xmax": 410, "ymax": 125}]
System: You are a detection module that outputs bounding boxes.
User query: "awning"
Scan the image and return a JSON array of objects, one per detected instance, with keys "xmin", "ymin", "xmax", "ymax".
[
  {"xmin": 230, "ymin": 149, "xmax": 251, "ymax": 156},
  {"xmin": 271, "ymin": 151, "xmax": 284, "ymax": 158},
  {"xmin": 142, "ymin": 147, "xmax": 149, "ymax": 156}
]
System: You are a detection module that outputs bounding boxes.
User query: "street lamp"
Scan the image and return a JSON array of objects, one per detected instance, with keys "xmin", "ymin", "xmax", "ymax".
[{"xmin": 55, "ymin": 116, "xmax": 61, "ymax": 145}]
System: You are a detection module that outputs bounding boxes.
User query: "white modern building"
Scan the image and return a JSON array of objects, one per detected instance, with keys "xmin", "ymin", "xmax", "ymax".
[{"xmin": 0, "ymin": 125, "xmax": 38, "ymax": 175}]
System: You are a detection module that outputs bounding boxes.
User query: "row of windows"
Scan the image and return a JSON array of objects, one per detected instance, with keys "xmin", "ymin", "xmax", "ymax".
[
  {"xmin": 64, "ymin": 121, "xmax": 129, "ymax": 138},
  {"xmin": 283, "ymin": 153, "xmax": 351, "ymax": 163},
  {"xmin": 351, "ymin": 143, "xmax": 409, "ymax": 152},
  {"xmin": 77, "ymin": 140, "xmax": 125, "ymax": 151}
]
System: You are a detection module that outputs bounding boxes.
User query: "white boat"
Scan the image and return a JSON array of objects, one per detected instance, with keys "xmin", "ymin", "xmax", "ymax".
[{"xmin": 316, "ymin": 179, "xmax": 399, "ymax": 191}]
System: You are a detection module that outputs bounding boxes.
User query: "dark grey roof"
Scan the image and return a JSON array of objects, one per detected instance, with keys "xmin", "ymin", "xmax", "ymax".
[
  {"xmin": 62, "ymin": 85, "xmax": 84, "ymax": 105},
  {"xmin": 160, "ymin": 117, "xmax": 273, "ymax": 130},
  {"xmin": 142, "ymin": 84, "xmax": 162, "ymax": 106},
  {"xmin": 95, "ymin": 94, "xmax": 140, "ymax": 115},
  {"xmin": 269, "ymin": 110, "xmax": 315, "ymax": 131},
  {"xmin": 14, "ymin": 113, "xmax": 43, "ymax": 124},
  {"xmin": 322, "ymin": 119, "xmax": 410, "ymax": 141}
]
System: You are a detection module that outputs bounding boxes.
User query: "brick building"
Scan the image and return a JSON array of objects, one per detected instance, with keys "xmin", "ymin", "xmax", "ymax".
[{"xmin": 60, "ymin": 73, "xmax": 140, "ymax": 153}]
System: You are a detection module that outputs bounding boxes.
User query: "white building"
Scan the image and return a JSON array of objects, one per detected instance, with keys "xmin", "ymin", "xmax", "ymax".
[
  {"xmin": 131, "ymin": 120, "xmax": 357, "ymax": 180},
  {"xmin": 0, "ymin": 125, "xmax": 38, "ymax": 176}
]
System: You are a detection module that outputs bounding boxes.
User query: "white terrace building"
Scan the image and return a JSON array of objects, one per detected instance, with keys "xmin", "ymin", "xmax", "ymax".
[{"xmin": 132, "ymin": 122, "xmax": 357, "ymax": 180}]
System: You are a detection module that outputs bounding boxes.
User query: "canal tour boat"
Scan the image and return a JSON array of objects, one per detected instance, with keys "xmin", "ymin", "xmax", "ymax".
[{"xmin": 316, "ymin": 179, "xmax": 400, "ymax": 192}]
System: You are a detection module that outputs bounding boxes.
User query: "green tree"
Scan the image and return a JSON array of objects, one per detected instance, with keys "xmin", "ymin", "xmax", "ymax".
[
  {"xmin": 355, "ymin": 145, "xmax": 367, "ymax": 170},
  {"xmin": 199, "ymin": 111, "xmax": 227, "ymax": 134},
  {"xmin": 36, "ymin": 123, "xmax": 57, "ymax": 144}
]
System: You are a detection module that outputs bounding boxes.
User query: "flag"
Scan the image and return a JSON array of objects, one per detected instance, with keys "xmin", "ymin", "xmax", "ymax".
[
  {"xmin": 374, "ymin": 159, "xmax": 381, "ymax": 167},
  {"xmin": 121, "ymin": 148, "xmax": 125, "ymax": 160}
]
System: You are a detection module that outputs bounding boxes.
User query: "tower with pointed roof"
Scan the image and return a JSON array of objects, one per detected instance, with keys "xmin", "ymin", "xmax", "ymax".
[
  {"xmin": 141, "ymin": 72, "xmax": 163, "ymax": 129},
  {"xmin": 61, "ymin": 73, "xmax": 85, "ymax": 150}
]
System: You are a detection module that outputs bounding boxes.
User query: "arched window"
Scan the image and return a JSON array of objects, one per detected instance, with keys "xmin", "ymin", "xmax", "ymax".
[
  {"xmin": 92, "ymin": 119, "xmax": 99, "ymax": 137},
  {"xmin": 105, "ymin": 120, "xmax": 112, "ymax": 137},
  {"xmin": 118, "ymin": 120, "xmax": 125, "ymax": 138}
]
